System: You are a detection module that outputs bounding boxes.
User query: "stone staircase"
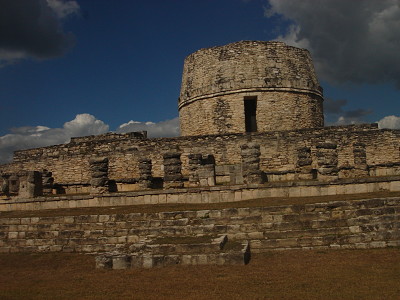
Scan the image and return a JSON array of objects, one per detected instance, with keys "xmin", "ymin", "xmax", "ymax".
[{"xmin": 96, "ymin": 235, "xmax": 251, "ymax": 269}]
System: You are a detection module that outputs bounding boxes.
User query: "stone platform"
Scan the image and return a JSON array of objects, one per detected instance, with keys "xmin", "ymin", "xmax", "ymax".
[
  {"xmin": 1, "ymin": 195, "xmax": 399, "ymax": 255},
  {"xmin": 1, "ymin": 176, "xmax": 400, "ymax": 212}
]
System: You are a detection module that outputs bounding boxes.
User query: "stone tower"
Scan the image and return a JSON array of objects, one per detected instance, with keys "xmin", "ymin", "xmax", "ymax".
[{"xmin": 178, "ymin": 41, "xmax": 324, "ymax": 136}]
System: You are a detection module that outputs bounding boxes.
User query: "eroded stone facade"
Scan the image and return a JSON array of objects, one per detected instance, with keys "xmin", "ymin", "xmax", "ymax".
[
  {"xmin": 0, "ymin": 41, "xmax": 399, "ymax": 200},
  {"xmin": 1, "ymin": 40, "xmax": 400, "ymax": 259},
  {"xmin": 179, "ymin": 41, "xmax": 324, "ymax": 136}
]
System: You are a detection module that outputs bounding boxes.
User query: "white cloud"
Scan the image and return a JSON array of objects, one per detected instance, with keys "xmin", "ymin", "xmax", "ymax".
[
  {"xmin": 0, "ymin": 114, "xmax": 108, "ymax": 164},
  {"xmin": 377, "ymin": 115, "xmax": 400, "ymax": 129},
  {"xmin": 266, "ymin": 0, "xmax": 400, "ymax": 87},
  {"xmin": 116, "ymin": 117, "xmax": 180, "ymax": 138},
  {"xmin": 63, "ymin": 113, "xmax": 109, "ymax": 137}
]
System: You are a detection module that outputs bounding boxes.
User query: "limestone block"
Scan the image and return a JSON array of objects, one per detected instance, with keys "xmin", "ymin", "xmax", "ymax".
[
  {"xmin": 112, "ymin": 255, "xmax": 131, "ymax": 269},
  {"xmin": 41, "ymin": 169, "xmax": 54, "ymax": 195},
  {"xmin": 95, "ymin": 255, "xmax": 112, "ymax": 269},
  {"xmin": 18, "ymin": 171, "xmax": 43, "ymax": 198},
  {"xmin": 163, "ymin": 152, "xmax": 183, "ymax": 189},
  {"xmin": 179, "ymin": 41, "xmax": 323, "ymax": 136},
  {"xmin": 89, "ymin": 157, "xmax": 109, "ymax": 194}
]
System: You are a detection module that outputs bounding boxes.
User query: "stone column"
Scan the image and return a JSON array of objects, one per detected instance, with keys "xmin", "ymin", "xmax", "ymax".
[
  {"xmin": 42, "ymin": 169, "xmax": 54, "ymax": 195},
  {"xmin": 1, "ymin": 174, "xmax": 10, "ymax": 196},
  {"xmin": 18, "ymin": 171, "xmax": 43, "ymax": 198},
  {"xmin": 241, "ymin": 143, "xmax": 265, "ymax": 184},
  {"xmin": 188, "ymin": 154, "xmax": 202, "ymax": 187},
  {"xmin": 296, "ymin": 147, "xmax": 315, "ymax": 180},
  {"xmin": 316, "ymin": 142, "xmax": 338, "ymax": 181},
  {"xmin": 8, "ymin": 174, "xmax": 19, "ymax": 195},
  {"xmin": 198, "ymin": 155, "xmax": 216, "ymax": 187},
  {"xmin": 353, "ymin": 142, "xmax": 368, "ymax": 177},
  {"xmin": 89, "ymin": 157, "xmax": 109, "ymax": 194},
  {"xmin": 138, "ymin": 158, "xmax": 152, "ymax": 189},
  {"xmin": 188, "ymin": 154, "xmax": 216, "ymax": 187},
  {"xmin": 163, "ymin": 152, "xmax": 183, "ymax": 189}
]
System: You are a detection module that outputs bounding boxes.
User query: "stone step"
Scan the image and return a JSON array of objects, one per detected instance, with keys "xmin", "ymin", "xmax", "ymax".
[
  {"xmin": 95, "ymin": 240, "xmax": 250, "ymax": 269},
  {"xmin": 250, "ymin": 230, "xmax": 400, "ymax": 252},
  {"xmin": 131, "ymin": 235, "xmax": 227, "ymax": 255},
  {"xmin": 3, "ymin": 213, "xmax": 399, "ymax": 244},
  {"xmin": 251, "ymin": 239, "xmax": 400, "ymax": 252}
]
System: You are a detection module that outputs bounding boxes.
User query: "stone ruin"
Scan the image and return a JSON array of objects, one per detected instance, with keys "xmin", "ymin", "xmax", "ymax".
[
  {"xmin": 1, "ymin": 41, "xmax": 400, "ymax": 267},
  {"xmin": 95, "ymin": 236, "xmax": 250, "ymax": 269}
]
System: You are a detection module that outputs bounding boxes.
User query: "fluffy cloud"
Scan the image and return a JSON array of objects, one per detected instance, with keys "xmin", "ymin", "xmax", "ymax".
[
  {"xmin": 0, "ymin": 114, "xmax": 108, "ymax": 164},
  {"xmin": 377, "ymin": 115, "xmax": 400, "ymax": 129},
  {"xmin": 0, "ymin": 0, "xmax": 79, "ymax": 65},
  {"xmin": 116, "ymin": 118, "xmax": 180, "ymax": 138},
  {"xmin": 266, "ymin": 0, "xmax": 400, "ymax": 87},
  {"xmin": 0, "ymin": 114, "xmax": 180, "ymax": 164},
  {"xmin": 63, "ymin": 113, "xmax": 109, "ymax": 137}
]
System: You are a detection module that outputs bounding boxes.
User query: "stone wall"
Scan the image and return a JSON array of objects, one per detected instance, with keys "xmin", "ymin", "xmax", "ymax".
[
  {"xmin": 1, "ymin": 124, "xmax": 399, "ymax": 189},
  {"xmin": 179, "ymin": 41, "xmax": 324, "ymax": 136},
  {"xmin": 1, "ymin": 177, "xmax": 400, "ymax": 212},
  {"xmin": 179, "ymin": 91, "xmax": 323, "ymax": 136},
  {"xmin": 1, "ymin": 197, "xmax": 399, "ymax": 253}
]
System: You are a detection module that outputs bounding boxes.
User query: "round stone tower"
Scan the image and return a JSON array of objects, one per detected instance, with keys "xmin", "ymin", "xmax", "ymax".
[{"xmin": 178, "ymin": 41, "xmax": 324, "ymax": 136}]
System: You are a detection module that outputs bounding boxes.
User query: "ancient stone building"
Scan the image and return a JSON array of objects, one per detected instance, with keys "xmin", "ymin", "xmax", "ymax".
[
  {"xmin": 0, "ymin": 40, "xmax": 400, "ymax": 204},
  {"xmin": 1, "ymin": 40, "xmax": 400, "ymax": 261},
  {"xmin": 179, "ymin": 41, "xmax": 324, "ymax": 136}
]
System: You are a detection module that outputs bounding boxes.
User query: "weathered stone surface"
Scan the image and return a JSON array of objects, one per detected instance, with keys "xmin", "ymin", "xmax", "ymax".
[
  {"xmin": 18, "ymin": 171, "xmax": 43, "ymax": 198},
  {"xmin": 1, "ymin": 175, "xmax": 10, "ymax": 196},
  {"xmin": 316, "ymin": 142, "xmax": 339, "ymax": 181},
  {"xmin": 138, "ymin": 158, "xmax": 152, "ymax": 189},
  {"xmin": 0, "ymin": 41, "xmax": 398, "ymax": 191},
  {"xmin": 1, "ymin": 196, "xmax": 400, "ymax": 255},
  {"xmin": 241, "ymin": 143, "xmax": 265, "ymax": 184},
  {"xmin": 42, "ymin": 170, "xmax": 54, "ymax": 195},
  {"xmin": 95, "ymin": 254, "xmax": 112, "ymax": 269},
  {"xmin": 179, "ymin": 41, "xmax": 324, "ymax": 136},
  {"xmin": 89, "ymin": 157, "xmax": 109, "ymax": 194},
  {"xmin": 163, "ymin": 153, "xmax": 183, "ymax": 189}
]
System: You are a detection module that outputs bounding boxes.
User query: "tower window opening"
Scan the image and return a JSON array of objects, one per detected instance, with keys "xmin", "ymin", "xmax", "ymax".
[{"xmin": 244, "ymin": 97, "xmax": 257, "ymax": 132}]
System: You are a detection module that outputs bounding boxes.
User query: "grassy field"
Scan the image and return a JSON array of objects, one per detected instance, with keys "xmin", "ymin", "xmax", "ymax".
[{"xmin": 0, "ymin": 248, "xmax": 399, "ymax": 299}]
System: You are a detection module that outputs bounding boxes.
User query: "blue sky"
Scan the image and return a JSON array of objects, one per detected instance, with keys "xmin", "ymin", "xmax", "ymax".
[{"xmin": 0, "ymin": 0, "xmax": 400, "ymax": 163}]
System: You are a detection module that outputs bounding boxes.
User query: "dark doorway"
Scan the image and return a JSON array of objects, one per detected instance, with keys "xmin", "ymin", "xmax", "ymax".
[{"xmin": 244, "ymin": 97, "xmax": 257, "ymax": 132}]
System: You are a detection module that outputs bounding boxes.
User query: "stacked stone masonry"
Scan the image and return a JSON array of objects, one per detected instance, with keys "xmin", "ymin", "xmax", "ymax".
[
  {"xmin": 179, "ymin": 41, "xmax": 324, "ymax": 136},
  {"xmin": 95, "ymin": 236, "xmax": 251, "ymax": 269},
  {"xmin": 1, "ymin": 177, "xmax": 400, "ymax": 212},
  {"xmin": 89, "ymin": 157, "xmax": 110, "ymax": 194},
  {"xmin": 1, "ymin": 124, "xmax": 400, "ymax": 191},
  {"xmin": 1, "ymin": 41, "xmax": 399, "ymax": 192},
  {"xmin": 163, "ymin": 153, "xmax": 184, "ymax": 189},
  {"xmin": 138, "ymin": 158, "xmax": 153, "ymax": 189},
  {"xmin": 1, "ymin": 197, "xmax": 399, "ymax": 253},
  {"xmin": 241, "ymin": 143, "xmax": 264, "ymax": 184}
]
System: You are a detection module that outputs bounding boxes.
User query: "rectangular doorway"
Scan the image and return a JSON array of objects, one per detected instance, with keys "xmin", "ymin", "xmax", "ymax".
[{"xmin": 244, "ymin": 96, "xmax": 257, "ymax": 132}]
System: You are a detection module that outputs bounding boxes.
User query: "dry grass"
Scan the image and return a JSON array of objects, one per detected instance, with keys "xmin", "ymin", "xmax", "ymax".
[
  {"xmin": 2, "ymin": 191, "xmax": 400, "ymax": 219},
  {"xmin": 0, "ymin": 249, "xmax": 399, "ymax": 299}
]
